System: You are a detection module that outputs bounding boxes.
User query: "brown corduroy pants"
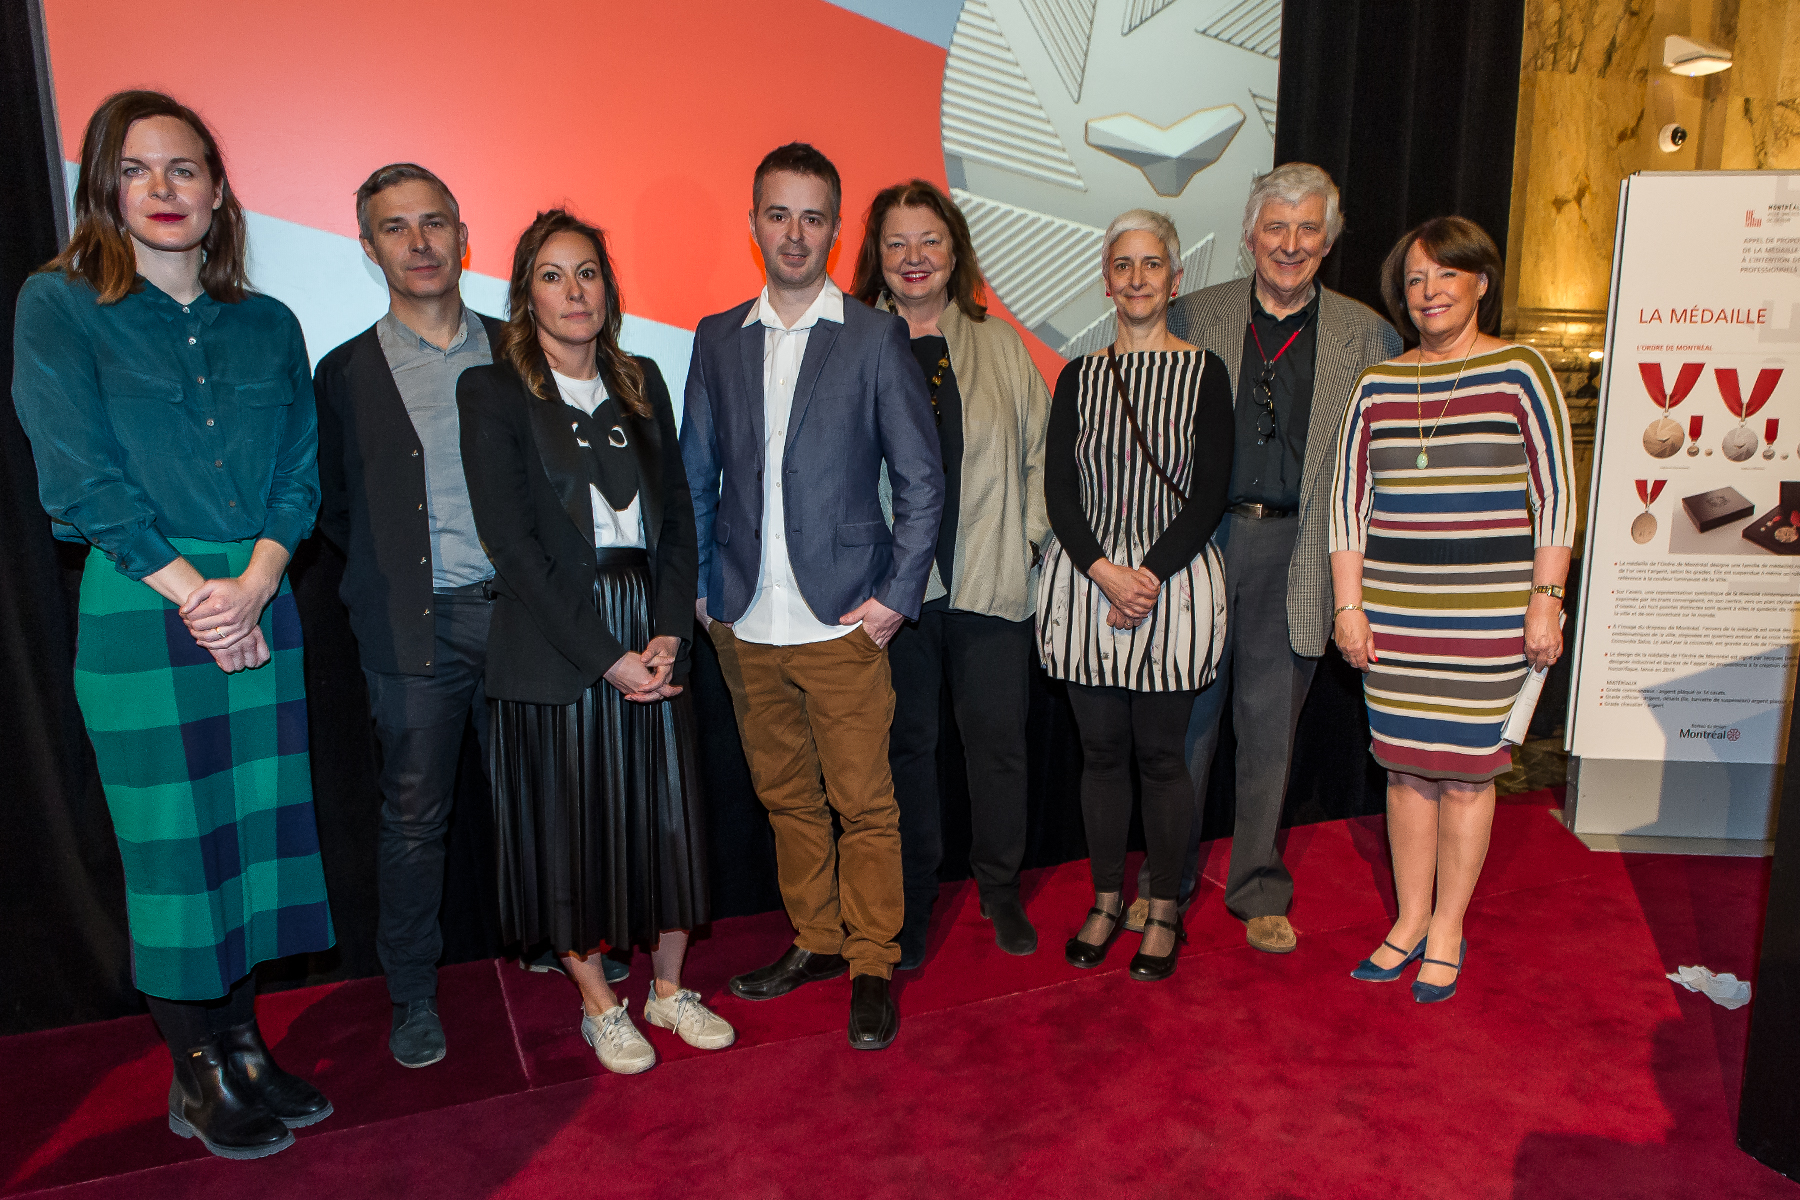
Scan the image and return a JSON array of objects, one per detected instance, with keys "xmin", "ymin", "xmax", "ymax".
[{"xmin": 708, "ymin": 623, "xmax": 903, "ymax": 979}]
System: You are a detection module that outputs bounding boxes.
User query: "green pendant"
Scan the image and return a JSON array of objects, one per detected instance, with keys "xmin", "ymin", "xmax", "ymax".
[{"xmin": 1416, "ymin": 450, "xmax": 1429, "ymax": 469}]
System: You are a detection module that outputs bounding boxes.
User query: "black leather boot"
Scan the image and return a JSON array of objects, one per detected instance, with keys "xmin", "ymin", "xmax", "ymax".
[
  {"xmin": 167, "ymin": 1035, "xmax": 295, "ymax": 1159},
  {"xmin": 220, "ymin": 1020, "xmax": 333, "ymax": 1128}
]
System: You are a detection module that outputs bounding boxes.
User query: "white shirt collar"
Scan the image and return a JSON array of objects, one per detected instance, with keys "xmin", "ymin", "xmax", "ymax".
[{"xmin": 743, "ymin": 278, "xmax": 844, "ymax": 332}]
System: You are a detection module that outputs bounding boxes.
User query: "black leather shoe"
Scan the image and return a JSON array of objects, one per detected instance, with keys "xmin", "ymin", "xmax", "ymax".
[
  {"xmin": 167, "ymin": 1035, "xmax": 295, "ymax": 1159},
  {"xmin": 728, "ymin": 945, "xmax": 848, "ymax": 1001},
  {"xmin": 847, "ymin": 975, "xmax": 898, "ymax": 1050},
  {"xmin": 1065, "ymin": 904, "xmax": 1124, "ymax": 968},
  {"xmin": 220, "ymin": 1020, "xmax": 333, "ymax": 1128},
  {"xmin": 981, "ymin": 895, "xmax": 1038, "ymax": 956},
  {"xmin": 1128, "ymin": 916, "xmax": 1189, "ymax": 982}
]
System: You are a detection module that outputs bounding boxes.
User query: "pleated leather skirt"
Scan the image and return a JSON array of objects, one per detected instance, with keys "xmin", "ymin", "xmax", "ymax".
[{"xmin": 489, "ymin": 550, "xmax": 709, "ymax": 953}]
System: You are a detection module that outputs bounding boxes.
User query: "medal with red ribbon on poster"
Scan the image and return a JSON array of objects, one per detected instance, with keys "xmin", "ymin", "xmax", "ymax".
[
  {"xmin": 1766, "ymin": 418, "xmax": 1780, "ymax": 460},
  {"xmin": 1641, "ymin": 362, "xmax": 1704, "ymax": 458},
  {"xmin": 1687, "ymin": 413, "xmax": 1704, "ymax": 456},
  {"xmin": 1632, "ymin": 479, "xmax": 1666, "ymax": 543},
  {"xmin": 1718, "ymin": 367, "xmax": 1782, "ymax": 462}
]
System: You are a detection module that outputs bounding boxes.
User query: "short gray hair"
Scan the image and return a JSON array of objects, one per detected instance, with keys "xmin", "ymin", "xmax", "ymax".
[
  {"xmin": 1101, "ymin": 208, "xmax": 1181, "ymax": 271},
  {"xmin": 1241, "ymin": 163, "xmax": 1343, "ymax": 247},
  {"xmin": 355, "ymin": 162, "xmax": 460, "ymax": 240}
]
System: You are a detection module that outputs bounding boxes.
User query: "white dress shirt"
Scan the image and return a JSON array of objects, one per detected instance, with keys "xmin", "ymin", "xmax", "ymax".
[
  {"xmin": 732, "ymin": 280, "xmax": 858, "ymax": 646},
  {"xmin": 550, "ymin": 369, "xmax": 645, "ymax": 550}
]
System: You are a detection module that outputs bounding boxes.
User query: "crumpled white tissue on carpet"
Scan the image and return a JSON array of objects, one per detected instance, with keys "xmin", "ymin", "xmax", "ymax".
[{"xmin": 1666, "ymin": 965, "xmax": 1752, "ymax": 1010}]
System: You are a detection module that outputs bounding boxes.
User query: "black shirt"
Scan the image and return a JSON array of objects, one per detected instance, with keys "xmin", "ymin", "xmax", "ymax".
[
  {"xmin": 1230, "ymin": 288, "xmax": 1320, "ymax": 509},
  {"xmin": 911, "ymin": 334, "xmax": 962, "ymax": 589}
]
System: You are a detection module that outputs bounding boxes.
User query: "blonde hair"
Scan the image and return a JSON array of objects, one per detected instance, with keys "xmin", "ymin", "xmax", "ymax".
[{"xmin": 1101, "ymin": 209, "xmax": 1180, "ymax": 270}]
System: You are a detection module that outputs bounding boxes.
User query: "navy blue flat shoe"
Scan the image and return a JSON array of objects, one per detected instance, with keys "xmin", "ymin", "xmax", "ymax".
[
  {"xmin": 1411, "ymin": 939, "xmax": 1467, "ymax": 1004},
  {"xmin": 1350, "ymin": 936, "xmax": 1426, "ymax": 982}
]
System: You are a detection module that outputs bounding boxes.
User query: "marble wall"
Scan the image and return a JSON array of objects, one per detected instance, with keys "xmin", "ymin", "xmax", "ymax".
[{"xmin": 1504, "ymin": 0, "xmax": 1800, "ymax": 543}]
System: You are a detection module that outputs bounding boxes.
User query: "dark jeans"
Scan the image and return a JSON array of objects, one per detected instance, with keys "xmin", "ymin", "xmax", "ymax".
[
  {"xmin": 888, "ymin": 600, "xmax": 1032, "ymax": 922},
  {"xmin": 1140, "ymin": 513, "xmax": 1317, "ymax": 918},
  {"xmin": 1068, "ymin": 683, "xmax": 1197, "ymax": 900},
  {"xmin": 363, "ymin": 590, "xmax": 492, "ymax": 1003}
]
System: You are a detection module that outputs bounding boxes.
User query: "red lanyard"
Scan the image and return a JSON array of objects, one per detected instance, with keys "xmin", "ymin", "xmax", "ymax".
[{"xmin": 1249, "ymin": 318, "xmax": 1306, "ymax": 370}]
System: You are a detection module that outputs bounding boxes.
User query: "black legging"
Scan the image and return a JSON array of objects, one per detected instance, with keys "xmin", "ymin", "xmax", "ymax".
[
  {"xmin": 144, "ymin": 973, "xmax": 257, "ymax": 1059},
  {"xmin": 1067, "ymin": 684, "xmax": 1198, "ymax": 900}
]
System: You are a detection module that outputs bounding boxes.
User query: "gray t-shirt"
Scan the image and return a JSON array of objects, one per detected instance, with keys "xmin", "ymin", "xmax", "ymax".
[{"xmin": 376, "ymin": 308, "xmax": 494, "ymax": 589}]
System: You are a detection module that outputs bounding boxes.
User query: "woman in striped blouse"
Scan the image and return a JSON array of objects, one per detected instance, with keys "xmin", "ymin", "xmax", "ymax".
[
  {"xmin": 1039, "ymin": 210, "xmax": 1231, "ymax": 982},
  {"xmin": 1329, "ymin": 216, "xmax": 1574, "ymax": 1003}
]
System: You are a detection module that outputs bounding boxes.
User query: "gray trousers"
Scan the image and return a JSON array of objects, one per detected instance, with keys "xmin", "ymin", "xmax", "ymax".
[
  {"xmin": 1138, "ymin": 512, "xmax": 1317, "ymax": 919},
  {"xmin": 363, "ymin": 590, "xmax": 492, "ymax": 1003}
]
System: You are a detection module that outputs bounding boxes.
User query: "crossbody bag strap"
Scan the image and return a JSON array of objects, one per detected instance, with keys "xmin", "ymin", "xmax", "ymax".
[{"xmin": 1105, "ymin": 346, "xmax": 1190, "ymax": 505}]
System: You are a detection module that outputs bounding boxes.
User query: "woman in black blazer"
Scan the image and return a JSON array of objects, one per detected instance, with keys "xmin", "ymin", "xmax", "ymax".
[{"xmin": 457, "ymin": 209, "xmax": 729, "ymax": 1074}]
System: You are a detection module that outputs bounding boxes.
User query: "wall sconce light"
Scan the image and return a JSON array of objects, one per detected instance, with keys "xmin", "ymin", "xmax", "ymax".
[{"xmin": 1664, "ymin": 34, "xmax": 1733, "ymax": 77}]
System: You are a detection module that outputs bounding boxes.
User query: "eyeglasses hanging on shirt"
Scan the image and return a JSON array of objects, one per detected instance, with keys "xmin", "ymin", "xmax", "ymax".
[{"xmin": 1249, "ymin": 312, "xmax": 1311, "ymax": 445}]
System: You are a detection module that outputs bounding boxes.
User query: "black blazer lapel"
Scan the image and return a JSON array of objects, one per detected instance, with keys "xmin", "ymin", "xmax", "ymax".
[
  {"xmin": 624, "ymin": 404, "xmax": 662, "ymax": 559},
  {"xmin": 786, "ymin": 318, "xmax": 841, "ymax": 440},
  {"xmin": 523, "ymin": 350, "xmax": 597, "ymax": 545}
]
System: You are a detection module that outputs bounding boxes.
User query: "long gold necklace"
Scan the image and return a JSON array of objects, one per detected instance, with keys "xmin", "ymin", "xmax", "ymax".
[{"xmin": 1414, "ymin": 337, "xmax": 1479, "ymax": 469}]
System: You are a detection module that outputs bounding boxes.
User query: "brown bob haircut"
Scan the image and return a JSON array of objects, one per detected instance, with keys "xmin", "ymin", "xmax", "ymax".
[
  {"xmin": 498, "ymin": 209, "xmax": 648, "ymax": 418},
  {"xmin": 752, "ymin": 142, "xmax": 842, "ymax": 219},
  {"xmin": 1379, "ymin": 215, "xmax": 1504, "ymax": 341},
  {"xmin": 850, "ymin": 180, "xmax": 988, "ymax": 322},
  {"xmin": 45, "ymin": 90, "xmax": 248, "ymax": 305}
]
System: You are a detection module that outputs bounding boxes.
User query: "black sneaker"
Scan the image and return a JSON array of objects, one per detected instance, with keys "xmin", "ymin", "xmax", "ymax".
[{"xmin": 390, "ymin": 999, "xmax": 446, "ymax": 1068}]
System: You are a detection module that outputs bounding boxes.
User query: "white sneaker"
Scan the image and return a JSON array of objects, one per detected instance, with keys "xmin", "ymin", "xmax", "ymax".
[
  {"xmin": 580, "ymin": 1001, "xmax": 656, "ymax": 1074},
  {"xmin": 643, "ymin": 987, "xmax": 737, "ymax": 1050}
]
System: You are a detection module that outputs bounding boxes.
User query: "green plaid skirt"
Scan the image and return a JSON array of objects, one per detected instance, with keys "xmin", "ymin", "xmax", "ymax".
[{"xmin": 74, "ymin": 538, "xmax": 334, "ymax": 1000}]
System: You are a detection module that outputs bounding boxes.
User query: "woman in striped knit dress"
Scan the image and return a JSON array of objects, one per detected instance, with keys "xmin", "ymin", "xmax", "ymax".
[
  {"xmin": 1329, "ymin": 217, "xmax": 1574, "ymax": 1003},
  {"xmin": 1039, "ymin": 209, "xmax": 1231, "ymax": 982}
]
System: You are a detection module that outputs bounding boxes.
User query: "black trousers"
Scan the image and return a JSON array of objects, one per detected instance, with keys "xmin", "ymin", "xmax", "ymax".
[
  {"xmin": 1067, "ymin": 683, "xmax": 1197, "ymax": 900},
  {"xmin": 1139, "ymin": 513, "xmax": 1317, "ymax": 917},
  {"xmin": 887, "ymin": 600, "xmax": 1033, "ymax": 920},
  {"xmin": 362, "ymin": 590, "xmax": 492, "ymax": 1004}
]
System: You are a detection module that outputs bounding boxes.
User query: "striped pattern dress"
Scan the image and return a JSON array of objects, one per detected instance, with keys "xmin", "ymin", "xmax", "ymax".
[
  {"xmin": 1329, "ymin": 346, "xmax": 1575, "ymax": 782},
  {"xmin": 1038, "ymin": 351, "xmax": 1227, "ymax": 691}
]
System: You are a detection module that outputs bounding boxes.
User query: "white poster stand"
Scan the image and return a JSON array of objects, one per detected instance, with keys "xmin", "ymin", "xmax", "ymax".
[{"xmin": 1567, "ymin": 170, "xmax": 1800, "ymax": 847}]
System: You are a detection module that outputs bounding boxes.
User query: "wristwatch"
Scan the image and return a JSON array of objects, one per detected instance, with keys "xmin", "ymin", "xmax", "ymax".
[{"xmin": 1531, "ymin": 584, "xmax": 1565, "ymax": 600}]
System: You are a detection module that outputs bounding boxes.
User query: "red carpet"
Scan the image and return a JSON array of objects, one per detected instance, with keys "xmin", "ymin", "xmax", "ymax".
[{"xmin": 3, "ymin": 789, "xmax": 1795, "ymax": 1199}]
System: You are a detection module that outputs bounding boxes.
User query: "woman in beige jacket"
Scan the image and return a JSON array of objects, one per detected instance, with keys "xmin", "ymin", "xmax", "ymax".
[{"xmin": 856, "ymin": 180, "xmax": 1051, "ymax": 969}]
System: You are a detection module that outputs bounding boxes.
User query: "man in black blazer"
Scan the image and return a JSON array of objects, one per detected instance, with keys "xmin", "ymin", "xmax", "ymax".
[
  {"xmin": 313, "ymin": 164, "xmax": 503, "ymax": 1068},
  {"xmin": 681, "ymin": 144, "xmax": 943, "ymax": 1051}
]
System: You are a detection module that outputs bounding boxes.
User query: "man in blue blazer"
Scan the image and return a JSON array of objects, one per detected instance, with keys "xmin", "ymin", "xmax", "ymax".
[{"xmin": 681, "ymin": 143, "xmax": 943, "ymax": 1051}]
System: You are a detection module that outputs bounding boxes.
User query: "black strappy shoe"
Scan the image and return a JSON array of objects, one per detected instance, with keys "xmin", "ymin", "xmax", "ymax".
[
  {"xmin": 1128, "ymin": 916, "xmax": 1188, "ymax": 982},
  {"xmin": 1064, "ymin": 904, "xmax": 1124, "ymax": 968}
]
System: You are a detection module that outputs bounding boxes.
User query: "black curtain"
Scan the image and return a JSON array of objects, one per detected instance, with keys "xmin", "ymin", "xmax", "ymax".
[
  {"xmin": 1270, "ymin": 0, "xmax": 1530, "ymax": 826},
  {"xmin": 1275, "ymin": 0, "xmax": 1527, "ymax": 319},
  {"xmin": 1, "ymin": 0, "xmax": 1529, "ymax": 1036}
]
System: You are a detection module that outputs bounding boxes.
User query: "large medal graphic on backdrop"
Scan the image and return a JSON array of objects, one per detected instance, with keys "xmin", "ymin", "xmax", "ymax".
[{"xmin": 940, "ymin": 0, "xmax": 1280, "ymax": 357}]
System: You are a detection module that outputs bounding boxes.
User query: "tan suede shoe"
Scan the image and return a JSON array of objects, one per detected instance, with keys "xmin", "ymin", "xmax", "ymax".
[
  {"xmin": 1245, "ymin": 915, "xmax": 1298, "ymax": 954},
  {"xmin": 1123, "ymin": 897, "xmax": 1150, "ymax": 933}
]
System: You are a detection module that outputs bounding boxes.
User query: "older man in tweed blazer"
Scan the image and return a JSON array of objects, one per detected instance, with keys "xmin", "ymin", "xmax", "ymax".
[{"xmin": 1126, "ymin": 164, "xmax": 1401, "ymax": 954}]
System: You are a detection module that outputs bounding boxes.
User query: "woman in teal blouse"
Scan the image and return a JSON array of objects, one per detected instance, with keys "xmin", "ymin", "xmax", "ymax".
[{"xmin": 11, "ymin": 91, "xmax": 334, "ymax": 1160}]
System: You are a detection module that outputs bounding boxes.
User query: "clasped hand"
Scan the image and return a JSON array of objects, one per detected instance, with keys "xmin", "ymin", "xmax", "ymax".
[
  {"xmin": 605, "ymin": 635, "xmax": 684, "ymax": 702},
  {"xmin": 1089, "ymin": 559, "xmax": 1161, "ymax": 629},
  {"xmin": 181, "ymin": 573, "xmax": 277, "ymax": 674}
]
